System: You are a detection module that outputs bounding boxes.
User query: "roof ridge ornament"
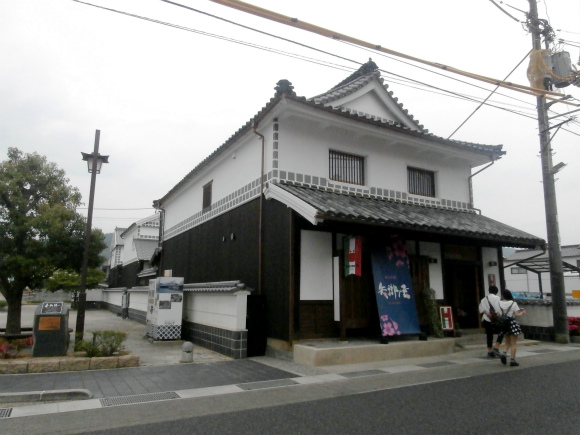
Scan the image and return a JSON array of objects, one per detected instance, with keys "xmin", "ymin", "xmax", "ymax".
[{"xmin": 274, "ymin": 79, "xmax": 296, "ymax": 97}]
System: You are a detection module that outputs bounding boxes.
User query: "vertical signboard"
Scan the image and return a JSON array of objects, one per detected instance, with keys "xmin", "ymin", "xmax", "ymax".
[
  {"xmin": 146, "ymin": 277, "xmax": 184, "ymax": 340},
  {"xmin": 371, "ymin": 237, "xmax": 421, "ymax": 337},
  {"xmin": 439, "ymin": 306, "xmax": 455, "ymax": 331}
]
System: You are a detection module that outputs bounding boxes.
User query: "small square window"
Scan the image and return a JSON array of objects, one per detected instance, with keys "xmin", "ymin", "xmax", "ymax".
[
  {"xmin": 203, "ymin": 181, "xmax": 212, "ymax": 213},
  {"xmin": 329, "ymin": 150, "xmax": 364, "ymax": 186},
  {"xmin": 510, "ymin": 267, "xmax": 527, "ymax": 275},
  {"xmin": 408, "ymin": 167, "xmax": 435, "ymax": 197}
]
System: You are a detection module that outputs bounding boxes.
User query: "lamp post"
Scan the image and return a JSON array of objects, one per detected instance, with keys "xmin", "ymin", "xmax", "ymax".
[{"xmin": 75, "ymin": 129, "xmax": 109, "ymax": 343}]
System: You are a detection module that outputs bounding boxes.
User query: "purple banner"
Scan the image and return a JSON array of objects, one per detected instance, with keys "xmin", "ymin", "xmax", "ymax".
[{"xmin": 371, "ymin": 237, "xmax": 421, "ymax": 337}]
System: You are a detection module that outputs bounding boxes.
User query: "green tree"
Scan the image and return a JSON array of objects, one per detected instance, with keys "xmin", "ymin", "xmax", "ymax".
[
  {"xmin": 46, "ymin": 268, "xmax": 106, "ymax": 292},
  {"xmin": 0, "ymin": 148, "xmax": 107, "ymax": 333}
]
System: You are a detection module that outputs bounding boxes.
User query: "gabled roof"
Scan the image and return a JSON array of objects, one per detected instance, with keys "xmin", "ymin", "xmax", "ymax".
[
  {"xmin": 133, "ymin": 239, "xmax": 158, "ymax": 261},
  {"xmin": 267, "ymin": 181, "xmax": 544, "ymax": 249},
  {"xmin": 121, "ymin": 214, "xmax": 160, "ymax": 238},
  {"xmin": 156, "ymin": 61, "xmax": 505, "ymax": 207},
  {"xmin": 309, "ymin": 60, "xmax": 425, "ymax": 131}
]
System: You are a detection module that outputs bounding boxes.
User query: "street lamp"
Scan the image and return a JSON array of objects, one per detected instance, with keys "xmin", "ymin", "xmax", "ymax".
[{"xmin": 75, "ymin": 129, "xmax": 109, "ymax": 343}]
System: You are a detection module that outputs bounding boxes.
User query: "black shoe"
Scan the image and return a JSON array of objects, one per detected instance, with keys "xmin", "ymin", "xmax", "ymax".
[
  {"xmin": 492, "ymin": 348, "xmax": 501, "ymax": 357},
  {"xmin": 500, "ymin": 354, "xmax": 507, "ymax": 365},
  {"xmin": 510, "ymin": 360, "xmax": 519, "ymax": 367},
  {"xmin": 487, "ymin": 352, "xmax": 496, "ymax": 358}
]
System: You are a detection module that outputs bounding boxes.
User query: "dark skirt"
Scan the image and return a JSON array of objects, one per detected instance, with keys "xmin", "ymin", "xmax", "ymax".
[{"xmin": 506, "ymin": 318, "xmax": 523, "ymax": 336}]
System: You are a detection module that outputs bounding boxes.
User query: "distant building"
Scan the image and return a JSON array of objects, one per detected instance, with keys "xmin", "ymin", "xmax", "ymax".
[
  {"xmin": 504, "ymin": 245, "xmax": 580, "ymax": 296},
  {"xmin": 106, "ymin": 214, "xmax": 160, "ymax": 288}
]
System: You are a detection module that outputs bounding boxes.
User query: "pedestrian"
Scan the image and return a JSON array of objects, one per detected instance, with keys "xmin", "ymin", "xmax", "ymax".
[
  {"xmin": 498, "ymin": 289, "xmax": 526, "ymax": 367},
  {"xmin": 478, "ymin": 285, "xmax": 502, "ymax": 358}
]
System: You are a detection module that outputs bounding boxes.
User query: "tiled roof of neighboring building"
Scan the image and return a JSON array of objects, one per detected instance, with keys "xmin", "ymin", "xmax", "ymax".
[
  {"xmin": 274, "ymin": 182, "xmax": 545, "ymax": 248},
  {"xmin": 134, "ymin": 239, "xmax": 159, "ymax": 261},
  {"xmin": 507, "ymin": 245, "xmax": 580, "ymax": 260}
]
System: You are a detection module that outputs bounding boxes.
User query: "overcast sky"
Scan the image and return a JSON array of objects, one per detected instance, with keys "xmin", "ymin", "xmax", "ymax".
[{"xmin": 1, "ymin": 0, "xmax": 579, "ymax": 246}]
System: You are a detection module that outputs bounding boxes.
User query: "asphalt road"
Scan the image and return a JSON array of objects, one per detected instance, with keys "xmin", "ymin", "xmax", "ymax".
[{"xmin": 4, "ymin": 349, "xmax": 579, "ymax": 435}]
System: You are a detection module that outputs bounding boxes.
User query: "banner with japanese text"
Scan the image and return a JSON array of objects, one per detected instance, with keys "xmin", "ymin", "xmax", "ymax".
[
  {"xmin": 343, "ymin": 236, "xmax": 362, "ymax": 277},
  {"xmin": 370, "ymin": 237, "xmax": 421, "ymax": 337}
]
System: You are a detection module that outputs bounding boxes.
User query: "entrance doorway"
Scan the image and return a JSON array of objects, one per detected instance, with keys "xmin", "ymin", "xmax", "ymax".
[{"xmin": 443, "ymin": 262, "xmax": 481, "ymax": 329}]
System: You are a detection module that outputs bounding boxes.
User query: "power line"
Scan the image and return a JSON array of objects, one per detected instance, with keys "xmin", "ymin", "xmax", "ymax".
[
  {"xmin": 77, "ymin": 207, "xmax": 155, "ymax": 210},
  {"xmin": 72, "ymin": 0, "xmax": 579, "ymax": 136}
]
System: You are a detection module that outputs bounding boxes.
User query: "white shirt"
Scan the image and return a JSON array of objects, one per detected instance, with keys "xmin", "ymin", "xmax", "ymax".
[
  {"xmin": 479, "ymin": 293, "xmax": 501, "ymax": 322},
  {"xmin": 498, "ymin": 300, "xmax": 520, "ymax": 318}
]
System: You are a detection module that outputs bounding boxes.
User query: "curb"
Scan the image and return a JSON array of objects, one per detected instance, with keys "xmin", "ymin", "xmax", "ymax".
[{"xmin": 0, "ymin": 389, "xmax": 93, "ymax": 404}]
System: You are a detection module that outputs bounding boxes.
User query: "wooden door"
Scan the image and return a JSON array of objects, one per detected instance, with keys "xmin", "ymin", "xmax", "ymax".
[{"xmin": 409, "ymin": 255, "xmax": 430, "ymax": 330}]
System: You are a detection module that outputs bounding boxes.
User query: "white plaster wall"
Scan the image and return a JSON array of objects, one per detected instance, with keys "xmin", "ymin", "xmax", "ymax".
[
  {"xmin": 86, "ymin": 289, "xmax": 102, "ymax": 302},
  {"xmin": 128, "ymin": 290, "xmax": 148, "ymax": 313},
  {"xmin": 277, "ymin": 116, "xmax": 471, "ymax": 204},
  {"xmin": 419, "ymin": 241, "xmax": 444, "ymax": 299},
  {"xmin": 121, "ymin": 229, "xmax": 138, "ymax": 265},
  {"xmin": 140, "ymin": 226, "xmax": 159, "ymax": 238},
  {"xmin": 300, "ymin": 231, "xmax": 333, "ymax": 301},
  {"xmin": 518, "ymin": 304, "xmax": 580, "ymax": 327},
  {"xmin": 183, "ymin": 291, "xmax": 249, "ymax": 330},
  {"xmin": 481, "ymin": 247, "xmax": 500, "ymax": 289},
  {"xmin": 102, "ymin": 288, "xmax": 148, "ymax": 312},
  {"xmin": 103, "ymin": 289, "xmax": 123, "ymax": 307},
  {"xmin": 163, "ymin": 132, "xmax": 265, "ymax": 230}
]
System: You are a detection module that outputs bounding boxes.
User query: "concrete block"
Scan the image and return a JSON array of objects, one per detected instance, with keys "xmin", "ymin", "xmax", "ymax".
[
  {"xmin": 59, "ymin": 357, "xmax": 91, "ymax": 372},
  {"xmin": 0, "ymin": 360, "xmax": 28, "ymax": 374},
  {"xmin": 27, "ymin": 358, "xmax": 61, "ymax": 373},
  {"xmin": 117, "ymin": 354, "xmax": 139, "ymax": 368},
  {"xmin": 89, "ymin": 356, "xmax": 118, "ymax": 370},
  {"xmin": 294, "ymin": 339, "xmax": 456, "ymax": 367}
]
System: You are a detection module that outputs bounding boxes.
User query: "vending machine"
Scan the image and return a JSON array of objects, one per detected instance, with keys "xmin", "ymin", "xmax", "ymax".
[{"xmin": 146, "ymin": 277, "xmax": 184, "ymax": 340}]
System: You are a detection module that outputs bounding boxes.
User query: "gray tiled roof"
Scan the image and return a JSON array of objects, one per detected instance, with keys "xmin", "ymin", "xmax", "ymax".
[
  {"xmin": 134, "ymin": 239, "xmax": 159, "ymax": 261},
  {"xmin": 275, "ymin": 182, "xmax": 545, "ymax": 248},
  {"xmin": 183, "ymin": 281, "xmax": 253, "ymax": 293}
]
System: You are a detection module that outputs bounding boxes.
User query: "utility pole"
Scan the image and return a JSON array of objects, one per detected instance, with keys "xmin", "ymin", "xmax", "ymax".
[{"xmin": 527, "ymin": 0, "xmax": 569, "ymax": 343}]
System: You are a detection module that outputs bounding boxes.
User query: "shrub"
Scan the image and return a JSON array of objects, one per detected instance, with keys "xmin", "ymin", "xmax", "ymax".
[
  {"xmin": 0, "ymin": 300, "xmax": 7, "ymax": 310},
  {"xmin": 0, "ymin": 336, "xmax": 33, "ymax": 359},
  {"xmin": 568, "ymin": 317, "xmax": 580, "ymax": 336},
  {"xmin": 75, "ymin": 330, "xmax": 127, "ymax": 357}
]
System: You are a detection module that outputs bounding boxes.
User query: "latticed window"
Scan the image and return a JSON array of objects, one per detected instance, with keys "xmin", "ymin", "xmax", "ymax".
[
  {"xmin": 203, "ymin": 181, "xmax": 212, "ymax": 212},
  {"xmin": 511, "ymin": 267, "xmax": 527, "ymax": 275},
  {"xmin": 408, "ymin": 167, "xmax": 435, "ymax": 197},
  {"xmin": 329, "ymin": 150, "xmax": 365, "ymax": 185}
]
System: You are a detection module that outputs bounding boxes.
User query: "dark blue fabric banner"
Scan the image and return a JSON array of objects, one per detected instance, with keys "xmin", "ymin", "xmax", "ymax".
[{"xmin": 371, "ymin": 237, "xmax": 421, "ymax": 337}]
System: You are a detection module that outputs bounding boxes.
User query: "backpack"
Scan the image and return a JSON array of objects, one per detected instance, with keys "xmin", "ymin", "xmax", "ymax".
[
  {"xmin": 497, "ymin": 302, "xmax": 515, "ymax": 332},
  {"xmin": 487, "ymin": 297, "xmax": 498, "ymax": 323}
]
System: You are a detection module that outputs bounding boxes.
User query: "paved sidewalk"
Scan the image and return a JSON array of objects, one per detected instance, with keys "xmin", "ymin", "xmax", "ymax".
[{"xmin": 2, "ymin": 304, "xmax": 580, "ymax": 420}]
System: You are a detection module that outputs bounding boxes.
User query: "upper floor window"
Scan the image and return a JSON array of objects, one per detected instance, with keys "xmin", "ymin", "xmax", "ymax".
[
  {"xmin": 510, "ymin": 267, "xmax": 527, "ymax": 275},
  {"xmin": 203, "ymin": 181, "xmax": 212, "ymax": 213},
  {"xmin": 329, "ymin": 150, "xmax": 365, "ymax": 186},
  {"xmin": 408, "ymin": 167, "xmax": 435, "ymax": 197}
]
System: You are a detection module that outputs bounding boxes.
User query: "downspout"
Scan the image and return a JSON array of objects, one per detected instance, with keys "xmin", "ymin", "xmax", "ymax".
[
  {"xmin": 468, "ymin": 155, "xmax": 495, "ymax": 215},
  {"xmin": 253, "ymin": 122, "xmax": 265, "ymax": 295},
  {"xmin": 153, "ymin": 201, "xmax": 165, "ymax": 278}
]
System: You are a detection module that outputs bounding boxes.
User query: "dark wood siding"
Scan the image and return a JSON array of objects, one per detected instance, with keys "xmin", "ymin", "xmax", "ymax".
[
  {"xmin": 162, "ymin": 199, "xmax": 260, "ymax": 287},
  {"xmin": 120, "ymin": 261, "xmax": 140, "ymax": 288},
  {"xmin": 262, "ymin": 199, "xmax": 293, "ymax": 341}
]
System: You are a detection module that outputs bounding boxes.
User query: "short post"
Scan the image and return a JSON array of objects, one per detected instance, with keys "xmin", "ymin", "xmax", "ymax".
[{"xmin": 181, "ymin": 341, "xmax": 194, "ymax": 363}]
